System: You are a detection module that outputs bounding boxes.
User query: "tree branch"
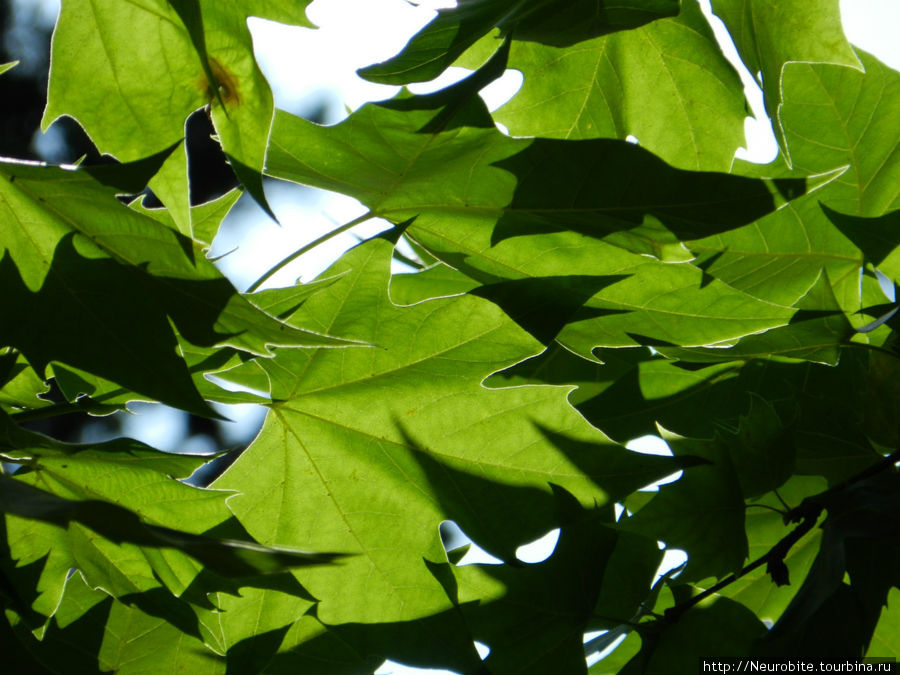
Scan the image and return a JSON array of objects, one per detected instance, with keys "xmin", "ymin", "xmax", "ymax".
[{"xmin": 663, "ymin": 449, "xmax": 900, "ymax": 623}]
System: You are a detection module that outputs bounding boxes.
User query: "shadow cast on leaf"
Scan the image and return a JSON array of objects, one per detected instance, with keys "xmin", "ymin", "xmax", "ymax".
[
  {"xmin": 0, "ymin": 235, "xmax": 236, "ymax": 417},
  {"xmin": 490, "ymin": 138, "xmax": 806, "ymax": 259}
]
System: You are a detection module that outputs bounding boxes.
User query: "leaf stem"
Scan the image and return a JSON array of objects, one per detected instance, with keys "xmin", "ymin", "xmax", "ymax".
[
  {"xmin": 664, "ymin": 510, "xmax": 819, "ymax": 623},
  {"xmin": 772, "ymin": 487, "xmax": 791, "ymax": 512},
  {"xmin": 245, "ymin": 210, "xmax": 375, "ymax": 293}
]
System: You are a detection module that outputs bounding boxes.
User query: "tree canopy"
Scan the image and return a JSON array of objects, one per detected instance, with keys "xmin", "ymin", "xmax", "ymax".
[{"xmin": 0, "ymin": 0, "xmax": 898, "ymax": 672}]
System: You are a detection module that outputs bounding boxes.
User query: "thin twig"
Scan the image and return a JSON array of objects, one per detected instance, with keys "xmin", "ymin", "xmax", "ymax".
[
  {"xmin": 662, "ymin": 449, "xmax": 900, "ymax": 623},
  {"xmin": 773, "ymin": 487, "xmax": 791, "ymax": 511}
]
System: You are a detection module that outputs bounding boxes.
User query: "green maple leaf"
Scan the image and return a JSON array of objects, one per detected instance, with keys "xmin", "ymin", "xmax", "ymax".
[
  {"xmin": 42, "ymin": 0, "xmax": 314, "ymax": 228},
  {"xmin": 226, "ymin": 601, "xmax": 483, "ymax": 673},
  {"xmin": 483, "ymin": 0, "xmax": 749, "ymax": 171},
  {"xmin": 0, "ymin": 155, "xmax": 354, "ymax": 415},
  {"xmin": 709, "ymin": 0, "xmax": 861, "ymax": 153},
  {"xmin": 724, "ymin": 476, "xmax": 826, "ymax": 624},
  {"xmin": 215, "ymin": 229, "xmax": 680, "ymax": 627},
  {"xmin": 622, "ymin": 432, "xmax": 748, "ymax": 582},
  {"xmin": 656, "ymin": 270, "xmax": 856, "ymax": 365},
  {"xmin": 449, "ymin": 496, "xmax": 620, "ymax": 674},
  {"xmin": 691, "ymin": 51, "xmax": 900, "ymax": 310},
  {"xmin": 623, "ymin": 597, "xmax": 767, "ymax": 673},
  {"xmin": 0, "ymin": 351, "xmax": 52, "ymax": 412},
  {"xmin": 359, "ymin": 0, "xmax": 679, "ymax": 85},
  {"xmin": 4, "ymin": 0, "xmax": 900, "ymax": 667},
  {"xmin": 867, "ymin": 588, "xmax": 900, "ymax": 659},
  {"xmin": 0, "ymin": 419, "xmax": 338, "ymax": 640},
  {"xmin": 16, "ymin": 572, "xmax": 226, "ymax": 674},
  {"xmin": 757, "ymin": 471, "xmax": 900, "ymax": 658},
  {"xmin": 265, "ymin": 58, "xmax": 807, "ymax": 354}
]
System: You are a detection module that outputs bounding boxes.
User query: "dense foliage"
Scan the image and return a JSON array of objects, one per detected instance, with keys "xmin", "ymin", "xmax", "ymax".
[{"xmin": 1, "ymin": 0, "xmax": 898, "ymax": 672}]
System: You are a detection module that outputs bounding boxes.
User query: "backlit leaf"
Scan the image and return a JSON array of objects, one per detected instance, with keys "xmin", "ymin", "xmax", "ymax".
[
  {"xmin": 360, "ymin": 0, "xmax": 679, "ymax": 85},
  {"xmin": 491, "ymin": 0, "xmax": 748, "ymax": 171},
  {"xmin": 43, "ymin": 0, "xmax": 314, "ymax": 223},
  {"xmin": 216, "ymin": 231, "xmax": 680, "ymax": 626},
  {"xmin": 709, "ymin": 0, "xmax": 861, "ymax": 151},
  {"xmin": 266, "ymin": 63, "xmax": 806, "ymax": 353},
  {"xmin": 0, "ymin": 157, "xmax": 356, "ymax": 415}
]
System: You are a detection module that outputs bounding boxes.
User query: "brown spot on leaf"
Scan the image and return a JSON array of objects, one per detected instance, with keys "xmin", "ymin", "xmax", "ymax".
[{"xmin": 199, "ymin": 57, "xmax": 241, "ymax": 108}]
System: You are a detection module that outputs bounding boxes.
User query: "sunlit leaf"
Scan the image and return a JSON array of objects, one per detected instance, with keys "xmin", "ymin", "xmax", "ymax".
[
  {"xmin": 3, "ymin": 0, "xmax": 899, "ymax": 668},
  {"xmin": 490, "ymin": 0, "xmax": 748, "ymax": 171},
  {"xmin": 266, "ymin": 62, "xmax": 806, "ymax": 353},
  {"xmin": 709, "ymin": 0, "xmax": 861, "ymax": 151},
  {"xmin": 216, "ymin": 231, "xmax": 680, "ymax": 626},
  {"xmin": 360, "ymin": 0, "xmax": 679, "ymax": 85},
  {"xmin": 43, "ymin": 0, "xmax": 314, "ymax": 224},
  {"xmin": 693, "ymin": 51, "xmax": 900, "ymax": 308}
]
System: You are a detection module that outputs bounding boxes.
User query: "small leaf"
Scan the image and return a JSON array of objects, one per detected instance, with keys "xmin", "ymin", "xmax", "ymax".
[
  {"xmin": 710, "ymin": 0, "xmax": 862, "ymax": 152},
  {"xmin": 493, "ymin": 0, "xmax": 749, "ymax": 171}
]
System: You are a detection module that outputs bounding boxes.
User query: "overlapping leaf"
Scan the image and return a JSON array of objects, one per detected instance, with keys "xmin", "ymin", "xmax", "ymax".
[
  {"xmin": 43, "ymin": 0, "xmax": 314, "ymax": 227},
  {"xmin": 447, "ymin": 496, "xmax": 622, "ymax": 674},
  {"xmin": 266, "ymin": 60, "xmax": 807, "ymax": 354},
  {"xmin": 360, "ymin": 0, "xmax": 679, "ymax": 85},
  {"xmin": 622, "ymin": 433, "xmax": 748, "ymax": 582},
  {"xmin": 867, "ymin": 588, "xmax": 900, "ymax": 659},
  {"xmin": 757, "ymin": 470, "xmax": 900, "ymax": 658},
  {"xmin": 7, "ymin": 572, "xmax": 226, "ymax": 674},
  {"xmin": 487, "ymin": 0, "xmax": 748, "ymax": 171},
  {"xmin": 0, "ymin": 350, "xmax": 51, "ymax": 412},
  {"xmin": 0, "ymin": 156, "xmax": 353, "ymax": 415},
  {"xmin": 0, "ymin": 413, "xmax": 338, "ymax": 636},
  {"xmin": 515, "ymin": 346, "xmax": 886, "ymax": 482},
  {"xmin": 709, "ymin": 0, "xmax": 861, "ymax": 151},
  {"xmin": 656, "ymin": 271, "xmax": 855, "ymax": 365},
  {"xmin": 623, "ymin": 596, "xmax": 767, "ymax": 673},
  {"xmin": 215, "ymin": 230, "xmax": 681, "ymax": 628},
  {"xmin": 4, "ymin": 0, "xmax": 900, "ymax": 669},
  {"xmin": 690, "ymin": 51, "xmax": 900, "ymax": 311},
  {"xmin": 724, "ymin": 476, "xmax": 826, "ymax": 624}
]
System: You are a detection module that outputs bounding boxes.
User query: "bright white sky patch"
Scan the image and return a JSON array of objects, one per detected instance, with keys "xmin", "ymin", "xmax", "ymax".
[
  {"xmin": 841, "ymin": 0, "xmax": 900, "ymax": 70},
  {"xmin": 515, "ymin": 527, "xmax": 560, "ymax": 563}
]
